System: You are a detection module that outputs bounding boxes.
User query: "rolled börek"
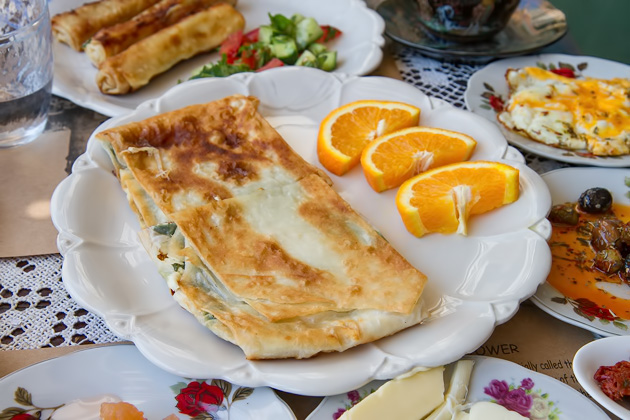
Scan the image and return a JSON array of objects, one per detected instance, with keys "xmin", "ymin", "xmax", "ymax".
[
  {"xmin": 96, "ymin": 3, "xmax": 244, "ymax": 95},
  {"xmin": 84, "ymin": 0, "xmax": 237, "ymax": 67},
  {"xmin": 51, "ymin": 0, "xmax": 162, "ymax": 51}
]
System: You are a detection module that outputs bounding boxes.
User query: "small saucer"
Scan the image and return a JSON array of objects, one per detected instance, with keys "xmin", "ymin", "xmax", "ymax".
[{"xmin": 376, "ymin": 0, "xmax": 567, "ymax": 62}]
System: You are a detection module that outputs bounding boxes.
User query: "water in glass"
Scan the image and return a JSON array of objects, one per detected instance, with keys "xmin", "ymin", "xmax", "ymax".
[{"xmin": 0, "ymin": 0, "xmax": 53, "ymax": 148}]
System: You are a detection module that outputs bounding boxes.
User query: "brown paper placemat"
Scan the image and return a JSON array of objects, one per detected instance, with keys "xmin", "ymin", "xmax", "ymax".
[{"xmin": 0, "ymin": 130, "xmax": 70, "ymax": 257}]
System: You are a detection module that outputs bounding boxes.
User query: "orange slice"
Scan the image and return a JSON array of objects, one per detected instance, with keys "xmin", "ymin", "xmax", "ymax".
[
  {"xmin": 317, "ymin": 100, "xmax": 421, "ymax": 176},
  {"xmin": 360, "ymin": 126, "xmax": 477, "ymax": 192},
  {"xmin": 100, "ymin": 402, "xmax": 145, "ymax": 420},
  {"xmin": 396, "ymin": 161, "xmax": 520, "ymax": 237}
]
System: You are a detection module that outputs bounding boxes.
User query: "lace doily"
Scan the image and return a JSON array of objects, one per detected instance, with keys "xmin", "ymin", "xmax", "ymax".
[
  {"xmin": 0, "ymin": 255, "xmax": 122, "ymax": 350},
  {"xmin": 0, "ymin": 46, "xmax": 569, "ymax": 351}
]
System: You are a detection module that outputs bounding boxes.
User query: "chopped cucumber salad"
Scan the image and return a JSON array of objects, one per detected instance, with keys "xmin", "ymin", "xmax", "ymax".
[{"xmin": 190, "ymin": 13, "xmax": 342, "ymax": 79}]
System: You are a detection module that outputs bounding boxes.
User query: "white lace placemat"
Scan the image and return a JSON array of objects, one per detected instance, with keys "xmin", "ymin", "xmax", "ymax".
[
  {"xmin": 0, "ymin": 45, "xmax": 569, "ymax": 351},
  {"xmin": 0, "ymin": 255, "xmax": 122, "ymax": 350}
]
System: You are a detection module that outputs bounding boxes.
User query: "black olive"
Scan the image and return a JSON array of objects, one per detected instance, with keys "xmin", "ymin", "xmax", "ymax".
[
  {"xmin": 578, "ymin": 187, "xmax": 613, "ymax": 214},
  {"xmin": 548, "ymin": 203, "xmax": 579, "ymax": 225}
]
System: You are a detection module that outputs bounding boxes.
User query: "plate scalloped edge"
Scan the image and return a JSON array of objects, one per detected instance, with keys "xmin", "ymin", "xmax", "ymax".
[{"xmin": 51, "ymin": 67, "xmax": 553, "ymax": 396}]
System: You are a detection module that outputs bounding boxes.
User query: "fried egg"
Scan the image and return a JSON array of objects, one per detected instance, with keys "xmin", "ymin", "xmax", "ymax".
[{"xmin": 497, "ymin": 66, "xmax": 630, "ymax": 156}]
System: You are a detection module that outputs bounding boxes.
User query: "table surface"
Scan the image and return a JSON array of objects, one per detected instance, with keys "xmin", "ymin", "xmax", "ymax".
[{"xmin": 0, "ymin": 13, "xmax": 622, "ymax": 420}]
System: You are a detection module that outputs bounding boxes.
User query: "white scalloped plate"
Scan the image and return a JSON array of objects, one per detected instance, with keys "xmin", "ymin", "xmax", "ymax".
[
  {"xmin": 49, "ymin": 0, "xmax": 385, "ymax": 117},
  {"xmin": 464, "ymin": 54, "xmax": 630, "ymax": 167},
  {"xmin": 0, "ymin": 344, "xmax": 296, "ymax": 419},
  {"xmin": 307, "ymin": 356, "xmax": 609, "ymax": 419},
  {"xmin": 51, "ymin": 67, "xmax": 552, "ymax": 396},
  {"xmin": 531, "ymin": 167, "xmax": 630, "ymax": 337}
]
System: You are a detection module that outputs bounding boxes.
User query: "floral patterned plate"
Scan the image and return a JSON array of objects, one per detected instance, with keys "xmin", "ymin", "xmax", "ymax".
[
  {"xmin": 0, "ymin": 344, "xmax": 296, "ymax": 420},
  {"xmin": 464, "ymin": 53, "xmax": 630, "ymax": 167},
  {"xmin": 305, "ymin": 356, "xmax": 608, "ymax": 420},
  {"xmin": 531, "ymin": 167, "xmax": 630, "ymax": 336}
]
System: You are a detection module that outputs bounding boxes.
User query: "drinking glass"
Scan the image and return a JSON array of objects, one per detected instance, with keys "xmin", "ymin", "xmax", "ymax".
[{"xmin": 0, "ymin": 0, "xmax": 53, "ymax": 148}]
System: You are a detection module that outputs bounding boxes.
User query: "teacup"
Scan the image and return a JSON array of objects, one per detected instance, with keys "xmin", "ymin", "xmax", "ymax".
[{"xmin": 416, "ymin": 0, "xmax": 521, "ymax": 42}]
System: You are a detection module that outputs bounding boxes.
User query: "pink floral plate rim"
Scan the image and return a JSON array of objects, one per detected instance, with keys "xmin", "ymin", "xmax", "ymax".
[
  {"xmin": 305, "ymin": 355, "xmax": 608, "ymax": 420},
  {"xmin": 0, "ymin": 344, "xmax": 296, "ymax": 420}
]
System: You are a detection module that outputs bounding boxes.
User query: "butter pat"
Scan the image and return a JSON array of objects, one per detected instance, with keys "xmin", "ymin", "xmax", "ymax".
[
  {"xmin": 339, "ymin": 367, "xmax": 445, "ymax": 420},
  {"xmin": 469, "ymin": 402, "xmax": 528, "ymax": 419}
]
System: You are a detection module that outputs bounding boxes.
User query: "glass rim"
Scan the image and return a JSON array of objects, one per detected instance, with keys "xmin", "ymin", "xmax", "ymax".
[{"xmin": 0, "ymin": 0, "xmax": 50, "ymax": 41}]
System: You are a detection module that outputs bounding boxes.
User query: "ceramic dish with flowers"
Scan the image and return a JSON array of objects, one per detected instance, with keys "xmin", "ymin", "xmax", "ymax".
[
  {"xmin": 306, "ymin": 356, "xmax": 607, "ymax": 420},
  {"xmin": 531, "ymin": 167, "xmax": 630, "ymax": 337},
  {"xmin": 465, "ymin": 54, "xmax": 630, "ymax": 167},
  {"xmin": 0, "ymin": 344, "xmax": 296, "ymax": 420}
]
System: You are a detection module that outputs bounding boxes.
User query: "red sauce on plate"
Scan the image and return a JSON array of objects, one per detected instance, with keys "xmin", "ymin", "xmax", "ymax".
[{"xmin": 547, "ymin": 203, "xmax": 630, "ymax": 320}]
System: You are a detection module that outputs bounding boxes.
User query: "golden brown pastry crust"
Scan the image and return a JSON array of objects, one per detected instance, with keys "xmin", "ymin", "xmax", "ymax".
[
  {"xmin": 84, "ymin": 0, "xmax": 236, "ymax": 67},
  {"xmin": 168, "ymin": 175, "xmax": 428, "ymax": 359},
  {"xmin": 171, "ymin": 174, "xmax": 427, "ymax": 321},
  {"xmin": 174, "ymin": 267, "xmax": 426, "ymax": 360},
  {"xmin": 51, "ymin": 0, "xmax": 161, "ymax": 51},
  {"xmin": 99, "ymin": 95, "xmax": 428, "ymax": 360},
  {"xmin": 95, "ymin": 3, "xmax": 245, "ymax": 94},
  {"xmin": 96, "ymin": 95, "xmax": 330, "ymax": 226}
]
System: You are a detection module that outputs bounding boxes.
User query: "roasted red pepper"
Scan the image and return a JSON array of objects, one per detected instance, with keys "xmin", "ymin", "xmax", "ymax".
[{"xmin": 594, "ymin": 360, "xmax": 630, "ymax": 401}]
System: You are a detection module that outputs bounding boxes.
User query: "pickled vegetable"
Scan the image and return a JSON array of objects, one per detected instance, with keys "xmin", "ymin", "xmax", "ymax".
[
  {"xmin": 593, "ymin": 247, "xmax": 624, "ymax": 274},
  {"xmin": 548, "ymin": 202, "xmax": 579, "ymax": 225}
]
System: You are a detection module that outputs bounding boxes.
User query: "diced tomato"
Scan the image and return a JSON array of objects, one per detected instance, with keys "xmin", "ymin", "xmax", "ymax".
[
  {"xmin": 256, "ymin": 58, "xmax": 285, "ymax": 72},
  {"xmin": 550, "ymin": 67, "xmax": 576, "ymax": 78},
  {"xmin": 240, "ymin": 50, "xmax": 256, "ymax": 70},
  {"xmin": 243, "ymin": 28, "xmax": 259, "ymax": 43},
  {"xmin": 219, "ymin": 30, "xmax": 244, "ymax": 59},
  {"xmin": 316, "ymin": 25, "xmax": 342, "ymax": 43}
]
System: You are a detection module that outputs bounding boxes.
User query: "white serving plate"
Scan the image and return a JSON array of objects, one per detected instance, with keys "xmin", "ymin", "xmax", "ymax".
[
  {"xmin": 51, "ymin": 67, "xmax": 552, "ymax": 396},
  {"xmin": 49, "ymin": 0, "xmax": 385, "ymax": 117},
  {"xmin": 0, "ymin": 344, "xmax": 295, "ymax": 420},
  {"xmin": 531, "ymin": 167, "xmax": 630, "ymax": 336},
  {"xmin": 465, "ymin": 53, "xmax": 630, "ymax": 167},
  {"xmin": 307, "ymin": 356, "xmax": 609, "ymax": 419},
  {"xmin": 574, "ymin": 336, "xmax": 630, "ymax": 419}
]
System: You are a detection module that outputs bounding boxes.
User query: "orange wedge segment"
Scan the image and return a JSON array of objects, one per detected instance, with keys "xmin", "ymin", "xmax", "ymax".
[
  {"xmin": 396, "ymin": 161, "xmax": 520, "ymax": 237},
  {"xmin": 361, "ymin": 126, "xmax": 477, "ymax": 192},
  {"xmin": 317, "ymin": 100, "xmax": 421, "ymax": 176},
  {"xmin": 100, "ymin": 402, "xmax": 145, "ymax": 420}
]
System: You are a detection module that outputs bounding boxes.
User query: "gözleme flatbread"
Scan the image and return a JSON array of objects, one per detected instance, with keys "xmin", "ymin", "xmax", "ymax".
[
  {"xmin": 96, "ymin": 95, "xmax": 329, "ymax": 227},
  {"xmin": 97, "ymin": 95, "xmax": 428, "ymax": 359}
]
